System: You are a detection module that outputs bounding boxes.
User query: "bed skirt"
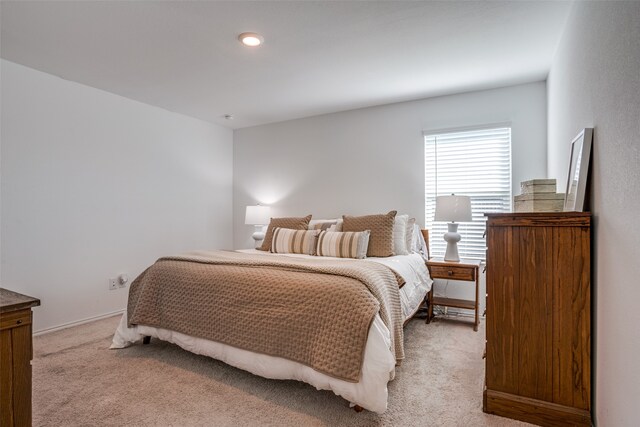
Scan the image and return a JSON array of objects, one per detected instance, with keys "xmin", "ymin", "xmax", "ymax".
[{"xmin": 111, "ymin": 311, "xmax": 396, "ymax": 413}]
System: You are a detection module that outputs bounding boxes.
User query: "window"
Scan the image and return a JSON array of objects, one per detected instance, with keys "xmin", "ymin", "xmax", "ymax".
[{"xmin": 424, "ymin": 126, "xmax": 512, "ymax": 260}]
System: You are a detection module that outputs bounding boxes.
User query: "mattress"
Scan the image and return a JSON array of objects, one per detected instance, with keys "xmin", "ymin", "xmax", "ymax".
[{"xmin": 112, "ymin": 251, "xmax": 432, "ymax": 413}]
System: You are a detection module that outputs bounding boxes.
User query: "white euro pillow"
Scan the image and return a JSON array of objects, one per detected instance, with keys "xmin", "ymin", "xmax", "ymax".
[{"xmin": 392, "ymin": 214, "xmax": 409, "ymax": 255}]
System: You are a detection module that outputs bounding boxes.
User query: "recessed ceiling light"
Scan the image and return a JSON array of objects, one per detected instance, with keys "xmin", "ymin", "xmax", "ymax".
[{"xmin": 238, "ymin": 32, "xmax": 264, "ymax": 47}]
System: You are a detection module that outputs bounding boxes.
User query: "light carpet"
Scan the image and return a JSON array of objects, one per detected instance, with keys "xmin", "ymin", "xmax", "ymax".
[{"xmin": 32, "ymin": 314, "xmax": 530, "ymax": 426}]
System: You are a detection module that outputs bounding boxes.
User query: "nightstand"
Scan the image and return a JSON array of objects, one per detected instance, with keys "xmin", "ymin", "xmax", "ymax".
[{"xmin": 426, "ymin": 259, "xmax": 481, "ymax": 331}]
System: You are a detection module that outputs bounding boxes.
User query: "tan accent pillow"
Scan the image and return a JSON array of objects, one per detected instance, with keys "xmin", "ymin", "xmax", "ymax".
[
  {"xmin": 316, "ymin": 230, "xmax": 370, "ymax": 259},
  {"xmin": 271, "ymin": 228, "xmax": 320, "ymax": 255},
  {"xmin": 342, "ymin": 211, "xmax": 397, "ymax": 257},
  {"xmin": 259, "ymin": 215, "xmax": 312, "ymax": 251}
]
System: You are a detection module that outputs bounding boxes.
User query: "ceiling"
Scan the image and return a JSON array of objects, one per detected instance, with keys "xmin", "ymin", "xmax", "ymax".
[{"xmin": 1, "ymin": 1, "xmax": 572, "ymax": 129}]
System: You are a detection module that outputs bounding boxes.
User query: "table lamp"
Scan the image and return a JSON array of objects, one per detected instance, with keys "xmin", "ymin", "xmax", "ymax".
[
  {"xmin": 245, "ymin": 205, "xmax": 271, "ymax": 247},
  {"xmin": 434, "ymin": 195, "xmax": 472, "ymax": 262}
]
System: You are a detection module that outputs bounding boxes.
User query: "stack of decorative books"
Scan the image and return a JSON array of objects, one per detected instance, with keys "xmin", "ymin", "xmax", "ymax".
[{"xmin": 514, "ymin": 179, "xmax": 565, "ymax": 212}]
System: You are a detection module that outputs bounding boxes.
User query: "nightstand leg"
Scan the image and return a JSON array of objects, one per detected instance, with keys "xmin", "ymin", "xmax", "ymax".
[
  {"xmin": 474, "ymin": 269, "xmax": 479, "ymax": 332},
  {"xmin": 426, "ymin": 288, "xmax": 433, "ymax": 324}
]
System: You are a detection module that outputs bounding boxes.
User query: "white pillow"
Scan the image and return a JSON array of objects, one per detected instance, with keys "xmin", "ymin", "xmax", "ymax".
[
  {"xmin": 392, "ymin": 214, "xmax": 409, "ymax": 255},
  {"xmin": 411, "ymin": 223, "xmax": 420, "ymax": 252},
  {"xmin": 412, "ymin": 223, "xmax": 429, "ymax": 260},
  {"xmin": 406, "ymin": 218, "xmax": 416, "ymax": 252}
]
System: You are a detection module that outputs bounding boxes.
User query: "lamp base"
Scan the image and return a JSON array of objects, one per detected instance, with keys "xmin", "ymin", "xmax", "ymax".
[
  {"xmin": 443, "ymin": 222, "xmax": 462, "ymax": 262},
  {"xmin": 251, "ymin": 225, "xmax": 266, "ymax": 248}
]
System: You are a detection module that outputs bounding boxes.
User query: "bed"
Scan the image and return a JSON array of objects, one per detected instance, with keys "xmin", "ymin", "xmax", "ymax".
[{"xmin": 111, "ymin": 239, "xmax": 432, "ymax": 413}]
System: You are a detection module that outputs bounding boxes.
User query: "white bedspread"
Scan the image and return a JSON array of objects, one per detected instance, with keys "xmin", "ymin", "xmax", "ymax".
[{"xmin": 111, "ymin": 251, "xmax": 432, "ymax": 413}]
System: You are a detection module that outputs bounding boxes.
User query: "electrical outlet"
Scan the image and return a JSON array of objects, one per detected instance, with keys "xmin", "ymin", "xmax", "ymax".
[{"xmin": 109, "ymin": 278, "xmax": 118, "ymax": 290}]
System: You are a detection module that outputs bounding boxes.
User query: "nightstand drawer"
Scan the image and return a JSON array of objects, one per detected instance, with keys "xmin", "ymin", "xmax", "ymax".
[{"xmin": 429, "ymin": 265, "xmax": 475, "ymax": 281}]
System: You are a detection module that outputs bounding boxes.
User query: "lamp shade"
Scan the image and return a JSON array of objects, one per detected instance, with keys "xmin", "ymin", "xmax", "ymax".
[
  {"xmin": 245, "ymin": 205, "xmax": 271, "ymax": 225},
  {"xmin": 434, "ymin": 195, "xmax": 472, "ymax": 222}
]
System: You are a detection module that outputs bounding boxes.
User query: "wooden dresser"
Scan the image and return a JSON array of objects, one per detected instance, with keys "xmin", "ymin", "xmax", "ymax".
[
  {"xmin": 483, "ymin": 212, "xmax": 591, "ymax": 426},
  {"xmin": 0, "ymin": 288, "xmax": 40, "ymax": 427}
]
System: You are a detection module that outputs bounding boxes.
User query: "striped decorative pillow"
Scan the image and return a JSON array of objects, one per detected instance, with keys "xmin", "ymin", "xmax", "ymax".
[
  {"xmin": 259, "ymin": 215, "xmax": 312, "ymax": 251},
  {"xmin": 270, "ymin": 228, "xmax": 321, "ymax": 255},
  {"xmin": 316, "ymin": 230, "xmax": 370, "ymax": 259}
]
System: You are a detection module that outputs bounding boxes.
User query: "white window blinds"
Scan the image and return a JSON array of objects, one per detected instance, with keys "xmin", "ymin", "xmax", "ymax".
[{"xmin": 424, "ymin": 127, "xmax": 512, "ymax": 260}]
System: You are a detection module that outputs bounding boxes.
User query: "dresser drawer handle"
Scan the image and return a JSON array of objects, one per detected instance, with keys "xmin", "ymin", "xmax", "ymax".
[
  {"xmin": 16, "ymin": 320, "xmax": 23, "ymax": 325},
  {"xmin": 447, "ymin": 270, "xmax": 453, "ymax": 276}
]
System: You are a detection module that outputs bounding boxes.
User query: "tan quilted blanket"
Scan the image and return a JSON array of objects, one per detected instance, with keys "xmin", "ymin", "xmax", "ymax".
[{"xmin": 127, "ymin": 250, "xmax": 404, "ymax": 382}]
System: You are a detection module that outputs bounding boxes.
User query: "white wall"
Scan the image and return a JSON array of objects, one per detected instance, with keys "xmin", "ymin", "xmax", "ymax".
[
  {"xmin": 547, "ymin": 2, "xmax": 640, "ymax": 425},
  {"xmin": 234, "ymin": 82, "xmax": 547, "ymax": 246},
  {"xmin": 234, "ymin": 82, "xmax": 547, "ymax": 310},
  {"xmin": 1, "ymin": 60, "xmax": 234, "ymax": 332}
]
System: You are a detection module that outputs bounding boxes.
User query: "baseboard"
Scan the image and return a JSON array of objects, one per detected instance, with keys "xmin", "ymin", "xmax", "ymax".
[
  {"xmin": 483, "ymin": 389, "xmax": 591, "ymax": 426},
  {"xmin": 33, "ymin": 309, "xmax": 125, "ymax": 336}
]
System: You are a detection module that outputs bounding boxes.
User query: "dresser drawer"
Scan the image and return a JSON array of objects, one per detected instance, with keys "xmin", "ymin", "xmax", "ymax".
[
  {"xmin": 0, "ymin": 308, "xmax": 32, "ymax": 331},
  {"xmin": 429, "ymin": 265, "xmax": 475, "ymax": 281}
]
